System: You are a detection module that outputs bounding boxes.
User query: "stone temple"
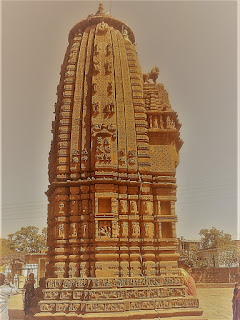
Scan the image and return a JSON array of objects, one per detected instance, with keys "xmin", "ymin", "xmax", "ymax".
[{"xmin": 33, "ymin": 3, "xmax": 207, "ymax": 319}]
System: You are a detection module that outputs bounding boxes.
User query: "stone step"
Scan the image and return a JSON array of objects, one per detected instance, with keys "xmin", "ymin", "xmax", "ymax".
[
  {"xmin": 32, "ymin": 308, "xmax": 207, "ymax": 320},
  {"xmin": 45, "ymin": 276, "xmax": 185, "ymax": 290},
  {"xmin": 38, "ymin": 297, "xmax": 200, "ymax": 315},
  {"xmin": 43, "ymin": 285, "xmax": 188, "ymax": 300},
  {"xmin": 140, "ymin": 318, "xmax": 207, "ymax": 320}
]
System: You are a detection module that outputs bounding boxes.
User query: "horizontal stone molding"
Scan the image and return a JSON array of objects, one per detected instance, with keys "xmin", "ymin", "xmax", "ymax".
[
  {"xmin": 46, "ymin": 276, "xmax": 184, "ymax": 289},
  {"xmin": 39, "ymin": 296, "xmax": 199, "ymax": 313}
]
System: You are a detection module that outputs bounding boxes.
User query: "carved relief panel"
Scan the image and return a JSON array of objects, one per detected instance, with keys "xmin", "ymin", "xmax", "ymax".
[
  {"xmin": 103, "ymin": 103, "xmax": 115, "ymax": 116},
  {"xmin": 131, "ymin": 222, "xmax": 140, "ymax": 238},
  {"xmin": 142, "ymin": 200, "xmax": 153, "ymax": 215},
  {"xmin": 118, "ymin": 150, "xmax": 126, "ymax": 166},
  {"xmin": 79, "ymin": 262, "xmax": 88, "ymax": 278},
  {"xmin": 105, "ymin": 61, "xmax": 112, "ymax": 74},
  {"xmin": 57, "ymin": 223, "xmax": 66, "ymax": 239},
  {"xmin": 119, "ymin": 200, "xmax": 128, "ymax": 214},
  {"xmin": 55, "ymin": 262, "xmax": 66, "ymax": 278},
  {"xmin": 93, "ymin": 56, "xmax": 100, "ymax": 74},
  {"xmin": 166, "ymin": 116, "xmax": 175, "ymax": 129},
  {"xmin": 121, "ymin": 222, "xmax": 129, "ymax": 238},
  {"xmin": 81, "ymin": 200, "xmax": 89, "ymax": 214},
  {"xmin": 130, "ymin": 200, "xmax": 138, "ymax": 214},
  {"xmin": 69, "ymin": 262, "xmax": 78, "ymax": 278},
  {"xmin": 70, "ymin": 223, "xmax": 78, "ymax": 238},
  {"xmin": 94, "ymin": 42, "xmax": 100, "ymax": 55},
  {"xmin": 112, "ymin": 221, "xmax": 120, "ymax": 238},
  {"xmin": 69, "ymin": 200, "xmax": 78, "ymax": 216},
  {"xmin": 57, "ymin": 201, "xmax": 66, "ymax": 216},
  {"xmin": 92, "ymin": 102, "xmax": 99, "ymax": 116},
  {"xmin": 97, "ymin": 220, "xmax": 112, "ymax": 238},
  {"xmin": 128, "ymin": 150, "xmax": 136, "ymax": 166},
  {"xmin": 120, "ymin": 261, "xmax": 129, "ymax": 277},
  {"xmin": 96, "ymin": 21, "xmax": 109, "ymax": 35},
  {"xmin": 95, "ymin": 135, "xmax": 112, "ymax": 166},
  {"xmin": 107, "ymin": 82, "xmax": 113, "ymax": 95},
  {"xmin": 106, "ymin": 43, "xmax": 111, "ymax": 56},
  {"xmin": 144, "ymin": 261, "xmax": 156, "ymax": 277},
  {"xmin": 111, "ymin": 198, "xmax": 118, "ymax": 214},
  {"xmin": 81, "ymin": 223, "xmax": 88, "ymax": 238},
  {"xmin": 130, "ymin": 261, "xmax": 141, "ymax": 277},
  {"xmin": 144, "ymin": 222, "xmax": 154, "ymax": 238}
]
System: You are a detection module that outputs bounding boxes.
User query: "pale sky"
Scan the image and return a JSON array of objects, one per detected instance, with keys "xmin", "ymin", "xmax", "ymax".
[{"xmin": 1, "ymin": 1, "xmax": 238, "ymax": 240}]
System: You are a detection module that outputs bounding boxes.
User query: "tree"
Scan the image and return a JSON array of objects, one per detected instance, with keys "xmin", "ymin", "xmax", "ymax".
[
  {"xmin": 219, "ymin": 246, "xmax": 238, "ymax": 268},
  {"xmin": 0, "ymin": 238, "xmax": 24, "ymax": 263},
  {"xmin": 179, "ymin": 228, "xmax": 239, "ymax": 268},
  {"xmin": 199, "ymin": 227, "xmax": 238, "ymax": 267},
  {"xmin": 181, "ymin": 243, "xmax": 200, "ymax": 268},
  {"xmin": 200, "ymin": 227, "xmax": 232, "ymax": 250},
  {"xmin": 7, "ymin": 226, "xmax": 47, "ymax": 254}
]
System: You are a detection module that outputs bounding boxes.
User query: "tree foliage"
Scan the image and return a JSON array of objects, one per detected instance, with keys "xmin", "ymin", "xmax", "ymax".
[
  {"xmin": 200, "ymin": 227, "xmax": 232, "ymax": 250},
  {"xmin": 0, "ymin": 238, "xmax": 24, "ymax": 263},
  {"xmin": 6, "ymin": 226, "xmax": 47, "ymax": 254},
  {"xmin": 181, "ymin": 243, "xmax": 201, "ymax": 268},
  {"xmin": 219, "ymin": 246, "xmax": 238, "ymax": 268},
  {"xmin": 180, "ymin": 228, "xmax": 239, "ymax": 268}
]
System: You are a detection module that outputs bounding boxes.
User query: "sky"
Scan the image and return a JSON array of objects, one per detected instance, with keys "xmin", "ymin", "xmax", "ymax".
[{"xmin": 1, "ymin": 1, "xmax": 238, "ymax": 240}]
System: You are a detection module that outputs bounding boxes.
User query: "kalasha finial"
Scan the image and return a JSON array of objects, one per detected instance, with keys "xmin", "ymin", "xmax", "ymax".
[{"xmin": 96, "ymin": 1, "xmax": 104, "ymax": 15}]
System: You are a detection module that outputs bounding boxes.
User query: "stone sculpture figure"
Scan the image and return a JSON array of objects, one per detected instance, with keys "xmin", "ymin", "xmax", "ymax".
[
  {"xmin": 130, "ymin": 200, "xmax": 138, "ymax": 214},
  {"xmin": 143, "ymin": 67, "xmax": 159, "ymax": 84},
  {"xmin": 120, "ymin": 200, "xmax": 128, "ymax": 214}
]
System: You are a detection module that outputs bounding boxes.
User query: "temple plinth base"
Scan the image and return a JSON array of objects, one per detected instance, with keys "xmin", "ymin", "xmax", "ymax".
[
  {"xmin": 32, "ymin": 310, "xmax": 207, "ymax": 320},
  {"xmin": 29, "ymin": 276, "xmax": 207, "ymax": 320}
]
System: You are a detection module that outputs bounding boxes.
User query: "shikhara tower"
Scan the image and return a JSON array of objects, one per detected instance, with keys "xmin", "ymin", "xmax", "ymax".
[{"xmin": 34, "ymin": 3, "xmax": 206, "ymax": 319}]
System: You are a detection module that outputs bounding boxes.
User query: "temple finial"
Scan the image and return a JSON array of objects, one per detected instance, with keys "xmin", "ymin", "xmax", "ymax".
[{"xmin": 96, "ymin": 1, "xmax": 104, "ymax": 15}]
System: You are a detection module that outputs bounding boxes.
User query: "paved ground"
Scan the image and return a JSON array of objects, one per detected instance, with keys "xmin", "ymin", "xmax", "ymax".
[
  {"xmin": 7, "ymin": 288, "xmax": 234, "ymax": 320},
  {"xmin": 8, "ymin": 290, "xmax": 25, "ymax": 320},
  {"xmin": 198, "ymin": 288, "xmax": 233, "ymax": 320}
]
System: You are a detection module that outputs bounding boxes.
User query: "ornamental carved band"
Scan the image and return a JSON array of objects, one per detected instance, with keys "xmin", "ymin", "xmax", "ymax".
[{"xmin": 35, "ymin": 3, "xmax": 205, "ymax": 320}]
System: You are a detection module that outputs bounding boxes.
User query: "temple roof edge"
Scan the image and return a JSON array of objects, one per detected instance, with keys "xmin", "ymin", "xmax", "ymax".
[{"xmin": 68, "ymin": 13, "xmax": 135, "ymax": 44}]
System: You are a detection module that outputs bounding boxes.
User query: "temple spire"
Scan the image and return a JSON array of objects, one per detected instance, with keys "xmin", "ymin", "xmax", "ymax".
[
  {"xmin": 96, "ymin": 1, "xmax": 104, "ymax": 15},
  {"xmin": 35, "ymin": 5, "xmax": 203, "ymax": 320}
]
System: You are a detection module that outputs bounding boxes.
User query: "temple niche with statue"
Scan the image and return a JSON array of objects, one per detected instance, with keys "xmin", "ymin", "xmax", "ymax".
[{"xmin": 32, "ymin": 3, "xmax": 207, "ymax": 320}]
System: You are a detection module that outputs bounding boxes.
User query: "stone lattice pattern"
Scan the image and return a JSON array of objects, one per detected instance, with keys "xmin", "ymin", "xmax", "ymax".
[{"xmin": 34, "ymin": 3, "xmax": 206, "ymax": 320}]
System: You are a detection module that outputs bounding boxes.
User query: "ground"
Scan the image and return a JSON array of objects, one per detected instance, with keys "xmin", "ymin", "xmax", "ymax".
[{"xmin": 8, "ymin": 288, "xmax": 233, "ymax": 320}]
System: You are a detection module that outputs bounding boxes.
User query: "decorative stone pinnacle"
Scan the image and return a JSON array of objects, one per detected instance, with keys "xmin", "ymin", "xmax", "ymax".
[{"xmin": 96, "ymin": 1, "xmax": 104, "ymax": 15}]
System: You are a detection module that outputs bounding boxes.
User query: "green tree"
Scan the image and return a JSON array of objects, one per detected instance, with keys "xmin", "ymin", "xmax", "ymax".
[{"xmin": 7, "ymin": 226, "xmax": 47, "ymax": 254}]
